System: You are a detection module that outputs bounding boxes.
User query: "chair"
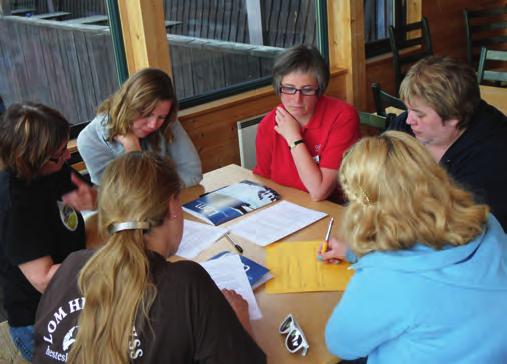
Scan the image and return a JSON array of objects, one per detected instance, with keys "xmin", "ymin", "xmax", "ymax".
[
  {"xmin": 477, "ymin": 47, "xmax": 507, "ymax": 84},
  {"xmin": 371, "ymin": 83, "xmax": 407, "ymax": 119},
  {"xmin": 388, "ymin": 17, "xmax": 433, "ymax": 93},
  {"xmin": 359, "ymin": 111, "xmax": 388, "ymax": 132},
  {"xmin": 464, "ymin": 6, "xmax": 507, "ymax": 67}
]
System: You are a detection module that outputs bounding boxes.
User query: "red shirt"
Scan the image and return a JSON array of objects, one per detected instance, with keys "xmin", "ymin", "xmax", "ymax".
[{"xmin": 253, "ymin": 96, "xmax": 360, "ymax": 193}]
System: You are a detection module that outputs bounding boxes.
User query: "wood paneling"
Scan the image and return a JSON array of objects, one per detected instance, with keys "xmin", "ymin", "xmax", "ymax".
[{"xmin": 423, "ymin": 0, "xmax": 505, "ymax": 61}]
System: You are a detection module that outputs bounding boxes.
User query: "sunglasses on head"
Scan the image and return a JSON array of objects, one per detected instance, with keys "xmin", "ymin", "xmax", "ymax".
[{"xmin": 279, "ymin": 313, "xmax": 309, "ymax": 356}]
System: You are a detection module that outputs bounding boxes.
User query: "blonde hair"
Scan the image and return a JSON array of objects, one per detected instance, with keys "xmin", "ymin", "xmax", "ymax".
[
  {"xmin": 68, "ymin": 152, "xmax": 181, "ymax": 364},
  {"xmin": 0, "ymin": 103, "xmax": 69, "ymax": 180},
  {"xmin": 98, "ymin": 68, "xmax": 178, "ymax": 150},
  {"xmin": 339, "ymin": 131, "xmax": 488, "ymax": 256}
]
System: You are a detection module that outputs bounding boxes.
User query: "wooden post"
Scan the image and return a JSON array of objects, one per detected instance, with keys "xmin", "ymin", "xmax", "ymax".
[
  {"xmin": 117, "ymin": 0, "xmax": 172, "ymax": 77},
  {"xmin": 327, "ymin": 0, "xmax": 367, "ymax": 109}
]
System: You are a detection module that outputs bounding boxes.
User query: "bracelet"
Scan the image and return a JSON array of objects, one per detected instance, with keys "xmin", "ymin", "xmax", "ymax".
[{"xmin": 288, "ymin": 139, "xmax": 304, "ymax": 150}]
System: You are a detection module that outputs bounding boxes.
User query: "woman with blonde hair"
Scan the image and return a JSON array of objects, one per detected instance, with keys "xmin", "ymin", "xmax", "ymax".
[
  {"xmin": 322, "ymin": 131, "xmax": 507, "ymax": 363},
  {"xmin": 77, "ymin": 68, "xmax": 202, "ymax": 186},
  {"xmin": 33, "ymin": 152, "xmax": 265, "ymax": 364}
]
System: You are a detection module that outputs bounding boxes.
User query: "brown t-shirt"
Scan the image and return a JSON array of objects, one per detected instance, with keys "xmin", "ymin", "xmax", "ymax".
[{"xmin": 33, "ymin": 249, "xmax": 266, "ymax": 363}]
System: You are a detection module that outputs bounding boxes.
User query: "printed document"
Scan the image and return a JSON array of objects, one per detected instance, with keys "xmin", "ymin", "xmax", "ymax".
[
  {"xmin": 200, "ymin": 254, "xmax": 262, "ymax": 320},
  {"xmin": 229, "ymin": 201, "xmax": 327, "ymax": 246},
  {"xmin": 176, "ymin": 219, "xmax": 227, "ymax": 258}
]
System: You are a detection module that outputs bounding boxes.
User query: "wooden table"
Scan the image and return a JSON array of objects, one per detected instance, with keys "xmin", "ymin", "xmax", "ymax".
[
  {"xmin": 181, "ymin": 164, "xmax": 343, "ymax": 364},
  {"xmin": 480, "ymin": 85, "xmax": 507, "ymax": 115}
]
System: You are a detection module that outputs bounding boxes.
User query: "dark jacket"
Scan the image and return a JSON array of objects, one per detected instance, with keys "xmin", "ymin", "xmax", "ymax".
[{"xmin": 389, "ymin": 100, "xmax": 507, "ymax": 231}]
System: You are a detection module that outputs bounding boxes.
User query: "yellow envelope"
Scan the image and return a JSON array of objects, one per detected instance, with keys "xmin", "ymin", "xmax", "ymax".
[{"xmin": 265, "ymin": 240, "xmax": 354, "ymax": 294}]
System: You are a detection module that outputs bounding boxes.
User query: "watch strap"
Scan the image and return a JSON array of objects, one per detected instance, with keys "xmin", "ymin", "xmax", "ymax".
[{"xmin": 289, "ymin": 139, "xmax": 304, "ymax": 150}]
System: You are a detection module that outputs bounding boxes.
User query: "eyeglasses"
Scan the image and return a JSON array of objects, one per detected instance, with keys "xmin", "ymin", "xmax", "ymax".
[
  {"xmin": 279, "ymin": 313, "xmax": 309, "ymax": 356},
  {"xmin": 279, "ymin": 85, "xmax": 319, "ymax": 96}
]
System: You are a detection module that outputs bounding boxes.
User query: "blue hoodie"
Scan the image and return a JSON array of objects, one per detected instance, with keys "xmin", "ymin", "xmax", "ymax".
[{"xmin": 325, "ymin": 214, "xmax": 507, "ymax": 364}]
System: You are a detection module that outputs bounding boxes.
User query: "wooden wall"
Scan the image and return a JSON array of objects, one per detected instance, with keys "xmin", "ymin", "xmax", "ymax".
[{"xmin": 364, "ymin": 0, "xmax": 506, "ymax": 112}]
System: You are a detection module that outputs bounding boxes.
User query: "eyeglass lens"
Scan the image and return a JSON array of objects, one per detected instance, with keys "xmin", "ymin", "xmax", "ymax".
[
  {"xmin": 280, "ymin": 86, "xmax": 318, "ymax": 96},
  {"xmin": 286, "ymin": 329, "xmax": 305, "ymax": 351},
  {"xmin": 279, "ymin": 315, "xmax": 293, "ymax": 333}
]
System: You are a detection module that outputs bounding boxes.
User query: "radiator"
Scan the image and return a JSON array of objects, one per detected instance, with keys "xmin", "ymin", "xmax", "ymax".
[{"xmin": 237, "ymin": 114, "xmax": 264, "ymax": 170}]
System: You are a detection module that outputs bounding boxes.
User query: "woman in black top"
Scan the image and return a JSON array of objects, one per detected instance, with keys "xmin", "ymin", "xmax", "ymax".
[{"xmin": 0, "ymin": 103, "xmax": 96, "ymax": 361}]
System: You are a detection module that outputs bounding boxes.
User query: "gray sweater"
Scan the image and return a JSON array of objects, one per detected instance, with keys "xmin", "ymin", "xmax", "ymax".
[{"xmin": 77, "ymin": 114, "xmax": 203, "ymax": 186}]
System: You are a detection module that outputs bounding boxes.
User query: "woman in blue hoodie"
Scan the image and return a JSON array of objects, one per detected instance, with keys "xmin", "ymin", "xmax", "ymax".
[{"xmin": 322, "ymin": 131, "xmax": 507, "ymax": 364}]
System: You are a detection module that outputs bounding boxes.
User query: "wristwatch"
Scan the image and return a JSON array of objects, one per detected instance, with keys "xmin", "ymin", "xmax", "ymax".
[{"xmin": 288, "ymin": 139, "xmax": 304, "ymax": 150}]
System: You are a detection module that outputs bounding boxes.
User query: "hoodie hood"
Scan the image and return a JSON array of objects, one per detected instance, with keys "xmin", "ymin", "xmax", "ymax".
[{"xmin": 353, "ymin": 214, "xmax": 507, "ymax": 290}]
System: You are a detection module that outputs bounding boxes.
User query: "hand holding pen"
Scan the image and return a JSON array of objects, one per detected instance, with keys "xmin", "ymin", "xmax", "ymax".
[
  {"xmin": 319, "ymin": 237, "xmax": 347, "ymax": 264},
  {"xmin": 318, "ymin": 217, "xmax": 346, "ymax": 264}
]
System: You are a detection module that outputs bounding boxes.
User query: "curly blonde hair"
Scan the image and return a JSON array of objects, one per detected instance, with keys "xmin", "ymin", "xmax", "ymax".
[{"xmin": 339, "ymin": 131, "xmax": 488, "ymax": 257}]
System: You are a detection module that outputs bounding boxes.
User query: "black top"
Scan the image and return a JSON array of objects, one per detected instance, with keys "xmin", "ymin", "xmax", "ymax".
[
  {"xmin": 0, "ymin": 164, "xmax": 85, "ymax": 326},
  {"xmin": 34, "ymin": 250, "xmax": 267, "ymax": 364},
  {"xmin": 389, "ymin": 100, "xmax": 507, "ymax": 230}
]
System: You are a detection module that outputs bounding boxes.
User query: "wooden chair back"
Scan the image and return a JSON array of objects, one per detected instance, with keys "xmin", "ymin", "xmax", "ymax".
[
  {"xmin": 359, "ymin": 112, "xmax": 388, "ymax": 131},
  {"xmin": 372, "ymin": 83, "xmax": 407, "ymax": 118},
  {"xmin": 477, "ymin": 47, "xmax": 507, "ymax": 84},
  {"xmin": 464, "ymin": 6, "xmax": 507, "ymax": 67},
  {"xmin": 388, "ymin": 17, "xmax": 433, "ymax": 94}
]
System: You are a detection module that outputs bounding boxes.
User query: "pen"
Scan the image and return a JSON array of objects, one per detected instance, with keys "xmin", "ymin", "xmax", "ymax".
[
  {"xmin": 321, "ymin": 217, "xmax": 334, "ymax": 255},
  {"xmin": 225, "ymin": 233, "xmax": 244, "ymax": 254}
]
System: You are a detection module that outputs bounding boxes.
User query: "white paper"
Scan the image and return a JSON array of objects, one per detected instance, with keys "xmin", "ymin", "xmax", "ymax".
[
  {"xmin": 176, "ymin": 220, "xmax": 227, "ymax": 259},
  {"xmin": 200, "ymin": 254, "xmax": 262, "ymax": 320},
  {"xmin": 229, "ymin": 200, "xmax": 327, "ymax": 246}
]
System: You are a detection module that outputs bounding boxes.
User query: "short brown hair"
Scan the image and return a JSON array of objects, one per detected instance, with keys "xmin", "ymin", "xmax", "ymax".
[
  {"xmin": 272, "ymin": 45, "xmax": 329, "ymax": 96},
  {"xmin": 0, "ymin": 103, "xmax": 69, "ymax": 180},
  {"xmin": 399, "ymin": 55, "xmax": 480, "ymax": 129}
]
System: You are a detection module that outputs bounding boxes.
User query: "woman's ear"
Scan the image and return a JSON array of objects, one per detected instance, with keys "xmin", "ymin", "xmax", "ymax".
[{"xmin": 167, "ymin": 195, "xmax": 181, "ymax": 219}]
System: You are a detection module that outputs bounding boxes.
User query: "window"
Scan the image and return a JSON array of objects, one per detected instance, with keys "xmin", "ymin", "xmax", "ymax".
[
  {"xmin": 0, "ymin": 0, "xmax": 119, "ymax": 126},
  {"xmin": 364, "ymin": 0, "xmax": 405, "ymax": 58},
  {"xmin": 162, "ymin": 0, "xmax": 326, "ymax": 108}
]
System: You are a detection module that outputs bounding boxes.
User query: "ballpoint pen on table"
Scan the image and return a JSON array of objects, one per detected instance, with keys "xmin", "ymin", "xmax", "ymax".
[
  {"xmin": 225, "ymin": 232, "xmax": 244, "ymax": 254},
  {"xmin": 321, "ymin": 217, "xmax": 334, "ymax": 255}
]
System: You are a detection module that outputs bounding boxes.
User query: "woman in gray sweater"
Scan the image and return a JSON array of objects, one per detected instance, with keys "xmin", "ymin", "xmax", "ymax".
[{"xmin": 77, "ymin": 68, "xmax": 202, "ymax": 187}]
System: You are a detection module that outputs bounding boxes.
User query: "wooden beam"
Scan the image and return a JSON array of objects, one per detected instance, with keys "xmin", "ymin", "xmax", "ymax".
[
  {"xmin": 117, "ymin": 0, "xmax": 172, "ymax": 77},
  {"xmin": 327, "ymin": 0, "xmax": 367, "ymax": 109}
]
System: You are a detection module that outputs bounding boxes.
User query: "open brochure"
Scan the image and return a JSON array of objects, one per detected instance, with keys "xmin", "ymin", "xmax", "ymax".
[{"xmin": 182, "ymin": 180, "xmax": 280, "ymax": 225}]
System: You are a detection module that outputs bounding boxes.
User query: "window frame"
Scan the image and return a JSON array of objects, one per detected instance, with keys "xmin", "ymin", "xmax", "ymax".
[
  {"xmin": 107, "ymin": 0, "xmax": 329, "ymax": 109},
  {"xmin": 364, "ymin": 0, "xmax": 406, "ymax": 58}
]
